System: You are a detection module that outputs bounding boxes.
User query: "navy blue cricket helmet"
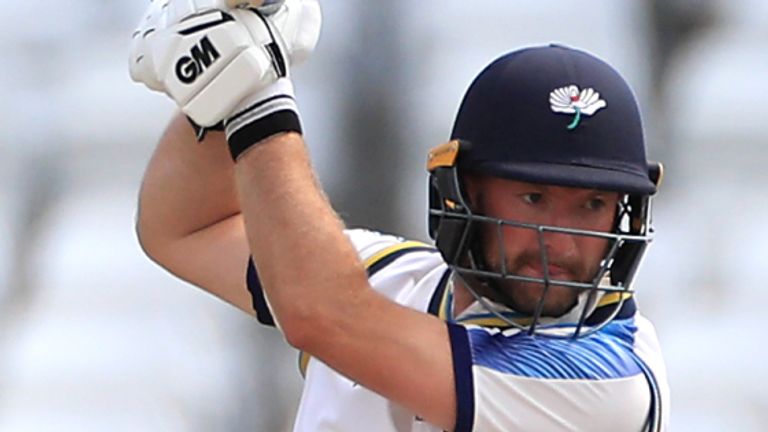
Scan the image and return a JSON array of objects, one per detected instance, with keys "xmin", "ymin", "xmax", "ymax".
[{"xmin": 427, "ymin": 44, "xmax": 663, "ymax": 337}]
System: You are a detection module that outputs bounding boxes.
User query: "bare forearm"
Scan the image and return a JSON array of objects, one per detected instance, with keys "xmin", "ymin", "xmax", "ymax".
[
  {"xmin": 137, "ymin": 112, "xmax": 255, "ymax": 313},
  {"xmin": 233, "ymin": 133, "xmax": 367, "ymax": 336},
  {"xmin": 232, "ymin": 133, "xmax": 457, "ymax": 429},
  {"xmin": 138, "ymin": 112, "xmax": 241, "ymax": 248}
]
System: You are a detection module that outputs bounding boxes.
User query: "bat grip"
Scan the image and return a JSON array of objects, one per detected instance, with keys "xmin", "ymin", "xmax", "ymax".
[{"xmin": 226, "ymin": 0, "xmax": 285, "ymax": 15}]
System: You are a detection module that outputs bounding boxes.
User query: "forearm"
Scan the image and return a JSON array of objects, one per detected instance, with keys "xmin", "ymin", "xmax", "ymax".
[
  {"xmin": 233, "ymin": 133, "xmax": 367, "ymax": 338},
  {"xmin": 130, "ymin": 0, "xmax": 323, "ymax": 315},
  {"xmin": 232, "ymin": 133, "xmax": 457, "ymax": 429},
  {"xmin": 137, "ymin": 112, "xmax": 255, "ymax": 313},
  {"xmin": 130, "ymin": 2, "xmax": 459, "ymax": 426},
  {"xmin": 138, "ymin": 112, "xmax": 241, "ymax": 252}
]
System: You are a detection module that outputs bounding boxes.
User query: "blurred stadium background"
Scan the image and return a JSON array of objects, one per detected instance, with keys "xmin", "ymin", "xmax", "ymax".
[{"xmin": 0, "ymin": 0, "xmax": 766, "ymax": 430}]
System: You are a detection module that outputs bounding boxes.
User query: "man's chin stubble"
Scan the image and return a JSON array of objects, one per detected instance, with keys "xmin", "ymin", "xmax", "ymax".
[{"xmin": 503, "ymin": 282, "xmax": 581, "ymax": 317}]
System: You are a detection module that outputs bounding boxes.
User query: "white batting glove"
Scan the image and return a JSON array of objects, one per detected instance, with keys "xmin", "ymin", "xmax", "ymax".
[{"xmin": 129, "ymin": 0, "xmax": 321, "ymax": 156}]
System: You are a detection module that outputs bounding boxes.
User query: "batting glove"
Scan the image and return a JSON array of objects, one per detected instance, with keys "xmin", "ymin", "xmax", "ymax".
[{"xmin": 129, "ymin": 0, "xmax": 321, "ymax": 158}]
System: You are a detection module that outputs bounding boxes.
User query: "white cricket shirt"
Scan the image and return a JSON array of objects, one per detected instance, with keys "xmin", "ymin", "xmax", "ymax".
[{"xmin": 246, "ymin": 229, "xmax": 670, "ymax": 431}]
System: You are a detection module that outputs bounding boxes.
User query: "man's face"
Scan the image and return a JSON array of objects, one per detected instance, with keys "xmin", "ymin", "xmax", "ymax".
[{"xmin": 465, "ymin": 176, "xmax": 620, "ymax": 317}]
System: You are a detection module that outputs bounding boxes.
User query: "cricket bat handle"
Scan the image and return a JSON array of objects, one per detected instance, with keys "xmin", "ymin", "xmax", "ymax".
[{"xmin": 225, "ymin": 0, "xmax": 285, "ymax": 15}]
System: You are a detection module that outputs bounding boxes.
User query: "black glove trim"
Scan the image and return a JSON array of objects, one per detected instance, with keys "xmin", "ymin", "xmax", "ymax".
[
  {"xmin": 227, "ymin": 109, "xmax": 302, "ymax": 160},
  {"xmin": 186, "ymin": 116, "xmax": 224, "ymax": 142}
]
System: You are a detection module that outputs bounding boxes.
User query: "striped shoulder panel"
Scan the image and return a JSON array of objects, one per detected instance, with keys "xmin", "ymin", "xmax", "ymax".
[
  {"xmin": 466, "ymin": 319, "xmax": 642, "ymax": 380},
  {"xmin": 363, "ymin": 240, "xmax": 437, "ymax": 277},
  {"xmin": 298, "ymin": 240, "xmax": 438, "ymax": 378},
  {"xmin": 427, "ymin": 270, "xmax": 452, "ymax": 318},
  {"xmin": 447, "ymin": 319, "xmax": 654, "ymax": 432}
]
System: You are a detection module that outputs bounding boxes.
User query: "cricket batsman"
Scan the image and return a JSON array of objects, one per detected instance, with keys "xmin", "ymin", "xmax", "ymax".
[{"xmin": 130, "ymin": 0, "xmax": 670, "ymax": 430}]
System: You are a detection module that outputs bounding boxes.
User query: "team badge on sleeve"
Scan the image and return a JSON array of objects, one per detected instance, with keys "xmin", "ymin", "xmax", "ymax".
[{"xmin": 549, "ymin": 85, "xmax": 607, "ymax": 130}]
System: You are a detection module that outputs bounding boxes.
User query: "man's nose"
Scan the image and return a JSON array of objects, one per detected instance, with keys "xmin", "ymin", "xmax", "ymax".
[{"xmin": 539, "ymin": 223, "xmax": 579, "ymax": 258}]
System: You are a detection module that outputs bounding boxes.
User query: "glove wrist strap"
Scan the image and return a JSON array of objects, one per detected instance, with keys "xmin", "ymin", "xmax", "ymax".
[
  {"xmin": 224, "ymin": 78, "xmax": 302, "ymax": 160},
  {"xmin": 226, "ymin": 109, "xmax": 302, "ymax": 160}
]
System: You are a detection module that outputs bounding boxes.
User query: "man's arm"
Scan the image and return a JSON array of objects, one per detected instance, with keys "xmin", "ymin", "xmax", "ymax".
[
  {"xmin": 233, "ymin": 133, "xmax": 458, "ymax": 430},
  {"xmin": 131, "ymin": 1, "xmax": 459, "ymax": 427},
  {"xmin": 137, "ymin": 113, "xmax": 254, "ymax": 314}
]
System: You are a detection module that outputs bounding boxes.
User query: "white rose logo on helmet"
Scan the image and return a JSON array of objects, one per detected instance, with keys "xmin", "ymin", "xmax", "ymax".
[{"xmin": 549, "ymin": 85, "xmax": 607, "ymax": 130}]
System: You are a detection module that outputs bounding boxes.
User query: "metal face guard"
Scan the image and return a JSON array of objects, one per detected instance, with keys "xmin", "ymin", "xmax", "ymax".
[
  {"xmin": 450, "ymin": 213, "xmax": 650, "ymax": 338},
  {"xmin": 428, "ymin": 161, "xmax": 655, "ymax": 338}
]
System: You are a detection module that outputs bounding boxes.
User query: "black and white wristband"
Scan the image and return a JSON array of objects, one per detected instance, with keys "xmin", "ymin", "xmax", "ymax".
[{"xmin": 224, "ymin": 78, "xmax": 302, "ymax": 161}]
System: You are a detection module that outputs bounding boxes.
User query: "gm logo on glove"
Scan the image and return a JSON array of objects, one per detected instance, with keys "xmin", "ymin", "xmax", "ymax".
[{"xmin": 176, "ymin": 36, "xmax": 221, "ymax": 84}]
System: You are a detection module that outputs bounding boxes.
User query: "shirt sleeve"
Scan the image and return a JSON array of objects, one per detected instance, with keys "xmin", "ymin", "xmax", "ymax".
[
  {"xmin": 246, "ymin": 228, "xmax": 446, "ymax": 327},
  {"xmin": 447, "ymin": 320, "xmax": 654, "ymax": 432}
]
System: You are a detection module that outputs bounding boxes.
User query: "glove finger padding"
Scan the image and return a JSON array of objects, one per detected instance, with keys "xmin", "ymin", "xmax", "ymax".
[
  {"xmin": 269, "ymin": 0, "xmax": 321, "ymax": 67},
  {"xmin": 165, "ymin": 0, "xmax": 222, "ymax": 26},
  {"xmin": 129, "ymin": 0, "xmax": 169, "ymax": 91}
]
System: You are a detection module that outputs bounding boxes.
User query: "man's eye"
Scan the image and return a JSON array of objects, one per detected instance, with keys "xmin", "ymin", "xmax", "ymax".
[
  {"xmin": 586, "ymin": 198, "xmax": 606, "ymax": 210},
  {"xmin": 521, "ymin": 193, "xmax": 543, "ymax": 204}
]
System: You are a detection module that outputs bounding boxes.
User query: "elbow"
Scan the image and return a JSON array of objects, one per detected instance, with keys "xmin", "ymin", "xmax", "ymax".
[
  {"xmin": 277, "ymin": 286, "xmax": 366, "ymax": 352},
  {"xmin": 135, "ymin": 220, "xmax": 188, "ymax": 284},
  {"xmin": 283, "ymin": 325, "xmax": 311, "ymax": 351},
  {"xmin": 136, "ymin": 229, "xmax": 166, "ymax": 271},
  {"xmin": 276, "ymin": 271, "xmax": 372, "ymax": 351},
  {"xmin": 135, "ymin": 211, "xmax": 172, "ymax": 268},
  {"xmin": 135, "ymin": 219, "xmax": 152, "ymax": 258},
  {"xmin": 135, "ymin": 215, "xmax": 157, "ymax": 260},
  {"xmin": 280, "ymin": 308, "xmax": 320, "ymax": 351},
  {"xmin": 276, "ymin": 299, "xmax": 341, "ymax": 352}
]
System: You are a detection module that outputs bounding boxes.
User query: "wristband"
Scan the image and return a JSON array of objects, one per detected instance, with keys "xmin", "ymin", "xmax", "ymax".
[{"xmin": 224, "ymin": 79, "xmax": 302, "ymax": 160}]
